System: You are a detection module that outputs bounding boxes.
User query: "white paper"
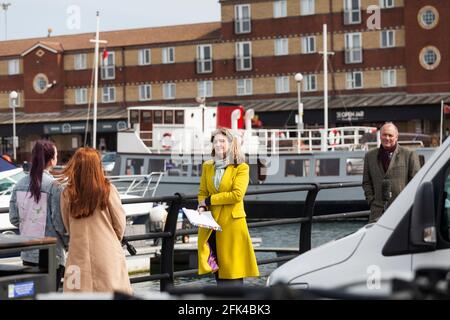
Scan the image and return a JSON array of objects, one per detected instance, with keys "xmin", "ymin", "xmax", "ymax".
[{"xmin": 182, "ymin": 207, "xmax": 222, "ymax": 231}]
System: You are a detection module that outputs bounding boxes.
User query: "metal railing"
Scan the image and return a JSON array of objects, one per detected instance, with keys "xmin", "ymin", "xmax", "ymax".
[
  {"xmin": 119, "ymin": 182, "xmax": 368, "ymax": 291},
  {"xmin": 0, "ymin": 182, "xmax": 369, "ymax": 292}
]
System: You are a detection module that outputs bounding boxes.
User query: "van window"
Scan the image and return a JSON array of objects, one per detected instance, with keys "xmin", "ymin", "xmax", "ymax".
[
  {"xmin": 346, "ymin": 158, "xmax": 364, "ymax": 175},
  {"xmin": 285, "ymin": 159, "xmax": 310, "ymax": 177},
  {"xmin": 441, "ymin": 167, "xmax": 450, "ymax": 242},
  {"xmin": 315, "ymin": 159, "xmax": 339, "ymax": 176}
]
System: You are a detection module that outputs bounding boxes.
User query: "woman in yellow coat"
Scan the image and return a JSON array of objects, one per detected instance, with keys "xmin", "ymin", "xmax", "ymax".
[{"xmin": 197, "ymin": 128, "xmax": 259, "ymax": 284}]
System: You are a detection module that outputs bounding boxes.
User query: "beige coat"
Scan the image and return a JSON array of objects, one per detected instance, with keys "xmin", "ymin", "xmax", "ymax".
[
  {"xmin": 61, "ymin": 184, "xmax": 132, "ymax": 294},
  {"xmin": 362, "ymin": 145, "xmax": 421, "ymax": 223}
]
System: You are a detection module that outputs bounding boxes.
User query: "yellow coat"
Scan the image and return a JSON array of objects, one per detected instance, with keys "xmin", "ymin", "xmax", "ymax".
[{"xmin": 197, "ymin": 160, "xmax": 259, "ymax": 279}]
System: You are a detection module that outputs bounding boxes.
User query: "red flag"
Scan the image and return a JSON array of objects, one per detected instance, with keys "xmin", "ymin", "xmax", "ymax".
[{"xmin": 102, "ymin": 48, "xmax": 109, "ymax": 64}]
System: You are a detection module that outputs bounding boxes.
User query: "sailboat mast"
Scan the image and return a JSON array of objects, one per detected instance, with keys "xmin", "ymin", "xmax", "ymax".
[
  {"xmin": 92, "ymin": 12, "xmax": 100, "ymax": 149},
  {"xmin": 323, "ymin": 24, "xmax": 328, "ymax": 151}
]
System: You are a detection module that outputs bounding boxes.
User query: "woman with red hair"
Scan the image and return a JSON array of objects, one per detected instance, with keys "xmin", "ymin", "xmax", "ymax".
[{"xmin": 59, "ymin": 147, "xmax": 132, "ymax": 294}]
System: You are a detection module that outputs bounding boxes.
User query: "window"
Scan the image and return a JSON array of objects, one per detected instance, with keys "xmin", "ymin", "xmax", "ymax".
[
  {"xmin": 236, "ymin": 42, "xmax": 252, "ymax": 71},
  {"xmin": 315, "ymin": 159, "xmax": 340, "ymax": 176},
  {"xmin": 164, "ymin": 110, "xmax": 174, "ymax": 124},
  {"xmin": 304, "ymin": 74, "xmax": 317, "ymax": 92},
  {"xmin": 142, "ymin": 111, "xmax": 152, "ymax": 124},
  {"xmin": 237, "ymin": 79, "xmax": 252, "ymax": 96},
  {"xmin": 139, "ymin": 49, "xmax": 151, "ymax": 65},
  {"xmin": 235, "ymin": 4, "xmax": 251, "ymax": 34},
  {"xmin": 175, "ymin": 110, "xmax": 184, "ymax": 124},
  {"xmin": 139, "ymin": 84, "xmax": 152, "ymax": 101},
  {"xmin": 345, "ymin": 33, "xmax": 362, "ymax": 63},
  {"xmin": 346, "ymin": 71, "xmax": 363, "ymax": 89},
  {"xmin": 154, "ymin": 110, "xmax": 163, "ymax": 124},
  {"xmin": 285, "ymin": 159, "xmax": 310, "ymax": 177},
  {"xmin": 381, "ymin": 69, "xmax": 396, "ymax": 88},
  {"xmin": 274, "ymin": 38, "xmax": 289, "ymax": 56},
  {"xmin": 300, "ymin": 0, "xmax": 315, "ymax": 15},
  {"xmin": 418, "ymin": 6, "xmax": 439, "ymax": 29},
  {"xmin": 101, "ymin": 52, "xmax": 115, "ymax": 80},
  {"xmin": 344, "ymin": 0, "xmax": 361, "ymax": 25},
  {"xmin": 162, "ymin": 47, "xmax": 175, "ymax": 64},
  {"xmin": 274, "ymin": 0, "xmax": 287, "ymax": 18},
  {"xmin": 301, "ymin": 36, "xmax": 316, "ymax": 54},
  {"xmin": 424, "ymin": 50, "xmax": 437, "ymax": 65},
  {"xmin": 379, "ymin": 0, "xmax": 394, "ymax": 8},
  {"xmin": 148, "ymin": 159, "xmax": 165, "ymax": 173},
  {"xmin": 130, "ymin": 110, "xmax": 139, "ymax": 125},
  {"xmin": 74, "ymin": 54, "xmax": 87, "ymax": 70},
  {"xmin": 275, "ymin": 77, "xmax": 289, "ymax": 94},
  {"xmin": 75, "ymin": 88, "xmax": 87, "ymax": 104},
  {"xmin": 346, "ymin": 158, "xmax": 364, "ymax": 175},
  {"xmin": 197, "ymin": 45, "xmax": 212, "ymax": 73},
  {"xmin": 381, "ymin": 30, "xmax": 395, "ymax": 48},
  {"xmin": 125, "ymin": 158, "xmax": 144, "ymax": 175},
  {"xmin": 102, "ymin": 87, "xmax": 116, "ymax": 103},
  {"xmin": 33, "ymin": 74, "xmax": 48, "ymax": 94},
  {"xmin": 165, "ymin": 159, "xmax": 189, "ymax": 177},
  {"xmin": 198, "ymin": 80, "xmax": 213, "ymax": 98},
  {"xmin": 163, "ymin": 83, "xmax": 176, "ymax": 100},
  {"xmin": 8, "ymin": 59, "xmax": 19, "ymax": 75},
  {"xmin": 420, "ymin": 46, "xmax": 441, "ymax": 70}
]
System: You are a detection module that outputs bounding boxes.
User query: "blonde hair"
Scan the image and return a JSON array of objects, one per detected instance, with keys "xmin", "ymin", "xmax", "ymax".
[{"xmin": 210, "ymin": 128, "xmax": 245, "ymax": 165}]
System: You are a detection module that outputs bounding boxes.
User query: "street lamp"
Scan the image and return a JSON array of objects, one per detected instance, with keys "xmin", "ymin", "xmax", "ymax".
[
  {"xmin": 294, "ymin": 73, "xmax": 304, "ymax": 131},
  {"xmin": 9, "ymin": 90, "xmax": 18, "ymax": 162},
  {"xmin": 1, "ymin": 3, "xmax": 11, "ymax": 40}
]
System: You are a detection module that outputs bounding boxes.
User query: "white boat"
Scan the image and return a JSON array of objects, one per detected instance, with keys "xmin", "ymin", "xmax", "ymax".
[{"xmin": 109, "ymin": 104, "xmax": 436, "ymax": 219}]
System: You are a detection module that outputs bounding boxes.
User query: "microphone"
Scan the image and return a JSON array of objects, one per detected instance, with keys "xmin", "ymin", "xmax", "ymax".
[{"xmin": 382, "ymin": 179, "xmax": 392, "ymax": 209}]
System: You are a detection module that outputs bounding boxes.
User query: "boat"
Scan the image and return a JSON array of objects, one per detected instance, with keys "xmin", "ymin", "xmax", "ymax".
[{"xmin": 109, "ymin": 103, "xmax": 436, "ymax": 219}]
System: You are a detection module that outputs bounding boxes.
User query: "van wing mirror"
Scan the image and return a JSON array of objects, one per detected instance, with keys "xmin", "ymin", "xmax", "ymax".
[{"xmin": 410, "ymin": 181, "xmax": 437, "ymax": 249}]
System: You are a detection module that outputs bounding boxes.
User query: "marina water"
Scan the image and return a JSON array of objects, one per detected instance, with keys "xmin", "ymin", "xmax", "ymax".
[{"xmin": 131, "ymin": 220, "xmax": 367, "ymax": 294}]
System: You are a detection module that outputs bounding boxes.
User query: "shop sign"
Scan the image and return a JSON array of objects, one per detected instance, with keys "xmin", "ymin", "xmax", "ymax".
[{"xmin": 336, "ymin": 110, "xmax": 365, "ymax": 121}]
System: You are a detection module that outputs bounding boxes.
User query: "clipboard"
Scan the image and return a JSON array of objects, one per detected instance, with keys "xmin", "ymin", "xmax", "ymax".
[{"xmin": 182, "ymin": 207, "xmax": 222, "ymax": 231}]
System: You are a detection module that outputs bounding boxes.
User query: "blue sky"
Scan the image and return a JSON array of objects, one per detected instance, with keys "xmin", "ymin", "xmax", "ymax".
[{"xmin": 1, "ymin": 0, "xmax": 221, "ymax": 40}]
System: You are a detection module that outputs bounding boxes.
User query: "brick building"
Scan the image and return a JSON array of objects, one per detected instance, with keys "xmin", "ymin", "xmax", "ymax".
[{"xmin": 0, "ymin": 0, "xmax": 449, "ymax": 162}]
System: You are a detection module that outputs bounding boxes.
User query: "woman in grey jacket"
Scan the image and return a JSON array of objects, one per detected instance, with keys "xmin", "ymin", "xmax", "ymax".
[{"xmin": 9, "ymin": 140, "xmax": 67, "ymax": 290}]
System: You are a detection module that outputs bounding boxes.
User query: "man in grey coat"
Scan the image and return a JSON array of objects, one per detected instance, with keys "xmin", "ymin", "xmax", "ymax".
[{"xmin": 362, "ymin": 122, "xmax": 421, "ymax": 223}]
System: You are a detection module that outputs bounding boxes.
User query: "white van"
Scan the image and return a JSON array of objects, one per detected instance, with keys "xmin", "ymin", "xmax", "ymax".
[{"xmin": 267, "ymin": 137, "xmax": 450, "ymax": 295}]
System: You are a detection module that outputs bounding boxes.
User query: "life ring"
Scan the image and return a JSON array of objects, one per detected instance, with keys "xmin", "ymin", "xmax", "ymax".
[
  {"xmin": 328, "ymin": 129, "xmax": 341, "ymax": 146},
  {"xmin": 161, "ymin": 132, "xmax": 172, "ymax": 150}
]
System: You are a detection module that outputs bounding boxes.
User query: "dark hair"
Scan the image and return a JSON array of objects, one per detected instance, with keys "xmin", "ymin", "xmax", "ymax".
[{"xmin": 29, "ymin": 140, "xmax": 56, "ymax": 203}]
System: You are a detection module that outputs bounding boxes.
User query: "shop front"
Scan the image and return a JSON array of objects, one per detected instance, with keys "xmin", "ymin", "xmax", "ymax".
[{"xmin": 0, "ymin": 120, "xmax": 127, "ymax": 164}]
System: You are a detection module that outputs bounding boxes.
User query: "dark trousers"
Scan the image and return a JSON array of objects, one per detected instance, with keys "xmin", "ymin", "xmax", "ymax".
[
  {"xmin": 208, "ymin": 231, "xmax": 244, "ymax": 286},
  {"xmin": 23, "ymin": 261, "xmax": 65, "ymax": 291}
]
